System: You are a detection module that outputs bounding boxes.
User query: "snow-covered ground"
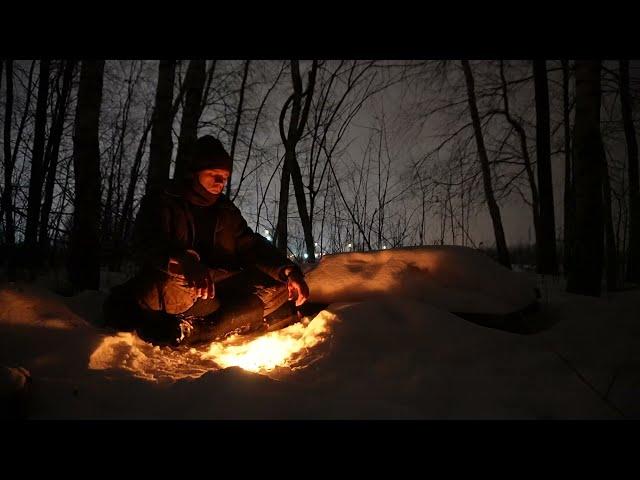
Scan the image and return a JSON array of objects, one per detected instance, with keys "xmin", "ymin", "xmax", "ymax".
[{"xmin": 1, "ymin": 245, "xmax": 638, "ymax": 419}]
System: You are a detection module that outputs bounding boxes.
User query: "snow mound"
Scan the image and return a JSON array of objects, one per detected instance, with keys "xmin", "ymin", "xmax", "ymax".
[
  {"xmin": 89, "ymin": 311, "xmax": 338, "ymax": 382},
  {"xmin": 0, "ymin": 285, "xmax": 90, "ymax": 330},
  {"xmin": 88, "ymin": 332, "xmax": 220, "ymax": 382},
  {"xmin": 306, "ymin": 246, "xmax": 537, "ymax": 315},
  {"xmin": 0, "ymin": 366, "xmax": 31, "ymax": 397}
]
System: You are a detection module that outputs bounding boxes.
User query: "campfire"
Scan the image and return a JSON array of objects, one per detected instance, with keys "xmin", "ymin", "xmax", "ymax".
[
  {"xmin": 89, "ymin": 310, "xmax": 336, "ymax": 381},
  {"xmin": 201, "ymin": 311, "xmax": 334, "ymax": 373}
]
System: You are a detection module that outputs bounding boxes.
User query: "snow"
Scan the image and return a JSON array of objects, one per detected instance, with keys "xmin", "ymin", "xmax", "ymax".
[
  {"xmin": 0, "ymin": 246, "xmax": 638, "ymax": 419},
  {"xmin": 306, "ymin": 246, "xmax": 537, "ymax": 315}
]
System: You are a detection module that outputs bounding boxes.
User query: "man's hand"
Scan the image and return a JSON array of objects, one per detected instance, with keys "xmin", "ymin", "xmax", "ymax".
[
  {"xmin": 283, "ymin": 267, "xmax": 309, "ymax": 307},
  {"xmin": 169, "ymin": 252, "xmax": 214, "ymax": 300}
]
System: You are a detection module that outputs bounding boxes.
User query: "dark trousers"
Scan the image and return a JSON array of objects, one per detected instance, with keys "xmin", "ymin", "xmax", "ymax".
[{"xmin": 104, "ymin": 267, "xmax": 291, "ymax": 347}]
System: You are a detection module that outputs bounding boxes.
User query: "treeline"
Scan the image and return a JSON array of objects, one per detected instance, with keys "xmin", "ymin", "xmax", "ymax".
[{"xmin": 0, "ymin": 59, "xmax": 638, "ymax": 297}]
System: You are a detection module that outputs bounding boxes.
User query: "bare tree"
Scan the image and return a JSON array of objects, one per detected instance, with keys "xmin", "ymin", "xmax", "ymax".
[
  {"xmin": 602, "ymin": 144, "xmax": 619, "ymax": 290},
  {"xmin": 275, "ymin": 60, "xmax": 318, "ymax": 258},
  {"xmin": 496, "ymin": 61, "xmax": 540, "ymax": 258},
  {"xmin": 226, "ymin": 60, "xmax": 250, "ymax": 196},
  {"xmin": 24, "ymin": 60, "xmax": 50, "ymax": 256},
  {"xmin": 567, "ymin": 60, "xmax": 604, "ymax": 296},
  {"xmin": 533, "ymin": 60, "xmax": 558, "ymax": 274},
  {"xmin": 39, "ymin": 60, "xmax": 76, "ymax": 251},
  {"xmin": 2, "ymin": 61, "xmax": 37, "ymax": 255},
  {"xmin": 146, "ymin": 60, "xmax": 176, "ymax": 193},
  {"xmin": 116, "ymin": 108, "xmax": 153, "ymax": 247},
  {"xmin": 462, "ymin": 60, "xmax": 511, "ymax": 268},
  {"xmin": 1, "ymin": 60, "xmax": 15, "ymax": 247},
  {"xmin": 562, "ymin": 59, "xmax": 574, "ymax": 275},
  {"xmin": 619, "ymin": 60, "xmax": 640, "ymax": 282},
  {"xmin": 174, "ymin": 59, "xmax": 206, "ymax": 180},
  {"xmin": 68, "ymin": 60, "xmax": 105, "ymax": 291},
  {"xmin": 232, "ymin": 61, "xmax": 287, "ymax": 202},
  {"xmin": 297, "ymin": 60, "xmax": 393, "ymax": 255}
]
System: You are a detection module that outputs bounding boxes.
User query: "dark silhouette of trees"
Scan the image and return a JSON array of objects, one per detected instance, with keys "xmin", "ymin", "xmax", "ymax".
[
  {"xmin": 68, "ymin": 60, "xmax": 105, "ymax": 291},
  {"xmin": 533, "ymin": 60, "xmax": 558, "ymax": 274},
  {"xmin": 146, "ymin": 60, "xmax": 176, "ymax": 193},
  {"xmin": 620, "ymin": 60, "xmax": 640, "ymax": 283},
  {"xmin": 226, "ymin": 60, "xmax": 250, "ymax": 197},
  {"xmin": 275, "ymin": 60, "xmax": 318, "ymax": 259},
  {"xmin": 562, "ymin": 59, "xmax": 574, "ymax": 275},
  {"xmin": 567, "ymin": 60, "xmax": 604, "ymax": 296},
  {"xmin": 39, "ymin": 60, "xmax": 76, "ymax": 251},
  {"xmin": 1, "ymin": 60, "xmax": 15, "ymax": 248},
  {"xmin": 0, "ymin": 58, "xmax": 636, "ymax": 297},
  {"xmin": 24, "ymin": 59, "xmax": 50, "ymax": 260},
  {"xmin": 462, "ymin": 60, "xmax": 511, "ymax": 269},
  {"xmin": 174, "ymin": 60, "xmax": 206, "ymax": 180}
]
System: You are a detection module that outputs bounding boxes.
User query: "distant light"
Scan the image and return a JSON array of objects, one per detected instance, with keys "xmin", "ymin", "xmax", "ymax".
[
  {"xmin": 303, "ymin": 253, "xmax": 308, "ymax": 259},
  {"xmin": 347, "ymin": 243, "xmax": 352, "ymax": 248},
  {"xmin": 382, "ymin": 245, "xmax": 387, "ymax": 250},
  {"xmin": 314, "ymin": 242, "xmax": 319, "ymax": 247},
  {"xmin": 266, "ymin": 235, "xmax": 272, "ymax": 241},
  {"xmin": 315, "ymin": 252, "xmax": 320, "ymax": 258},
  {"xmin": 264, "ymin": 229, "xmax": 269, "ymax": 235}
]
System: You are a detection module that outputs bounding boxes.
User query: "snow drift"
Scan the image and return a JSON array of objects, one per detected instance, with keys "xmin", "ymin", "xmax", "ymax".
[
  {"xmin": 1, "ymin": 246, "xmax": 637, "ymax": 419},
  {"xmin": 306, "ymin": 245, "xmax": 537, "ymax": 315}
]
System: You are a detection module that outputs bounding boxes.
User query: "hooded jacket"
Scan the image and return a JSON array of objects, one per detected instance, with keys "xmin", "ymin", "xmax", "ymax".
[{"xmin": 132, "ymin": 180, "xmax": 297, "ymax": 283}]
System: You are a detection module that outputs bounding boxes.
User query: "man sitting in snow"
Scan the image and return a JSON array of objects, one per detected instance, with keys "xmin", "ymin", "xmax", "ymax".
[{"xmin": 103, "ymin": 135, "xmax": 309, "ymax": 347}]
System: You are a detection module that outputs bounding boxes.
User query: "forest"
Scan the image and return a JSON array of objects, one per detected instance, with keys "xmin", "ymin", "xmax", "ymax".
[{"xmin": 0, "ymin": 59, "xmax": 638, "ymax": 297}]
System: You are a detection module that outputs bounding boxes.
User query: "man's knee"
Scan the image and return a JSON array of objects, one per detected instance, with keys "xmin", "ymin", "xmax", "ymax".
[
  {"xmin": 137, "ymin": 271, "xmax": 198, "ymax": 315},
  {"xmin": 256, "ymin": 283, "xmax": 289, "ymax": 317}
]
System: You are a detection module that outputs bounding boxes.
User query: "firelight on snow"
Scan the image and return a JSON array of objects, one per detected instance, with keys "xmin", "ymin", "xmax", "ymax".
[
  {"xmin": 202, "ymin": 311, "xmax": 334, "ymax": 373},
  {"xmin": 88, "ymin": 310, "xmax": 336, "ymax": 381}
]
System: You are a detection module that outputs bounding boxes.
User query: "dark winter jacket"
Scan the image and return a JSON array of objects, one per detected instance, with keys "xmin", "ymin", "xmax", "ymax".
[{"xmin": 132, "ymin": 181, "xmax": 297, "ymax": 283}]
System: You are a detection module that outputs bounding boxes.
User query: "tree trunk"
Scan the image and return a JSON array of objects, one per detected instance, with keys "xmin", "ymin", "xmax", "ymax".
[
  {"xmin": 275, "ymin": 78, "xmax": 301, "ymax": 255},
  {"xmin": 232, "ymin": 61, "xmax": 285, "ymax": 202},
  {"xmin": 68, "ymin": 60, "xmax": 105, "ymax": 292},
  {"xmin": 3, "ymin": 60, "xmax": 36, "ymax": 280},
  {"xmin": 620, "ymin": 60, "xmax": 640, "ymax": 282},
  {"xmin": 103, "ymin": 62, "xmax": 137, "ymax": 265},
  {"xmin": 0, "ymin": 59, "xmax": 3, "ymax": 226},
  {"xmin": 25, "ymin": 60, "xmax": 50, "ymax": 255},
  {"xmin": 52, "ymin": 155, "xmax": 73, "ymax": 247},
  {"xmin": 275, "ymin": 155, "xmax": 291, "ymax": 255},
  {"xmin": 276, "ymin": 60, "xmax": 318, "ymax": 261},
  {"xmin": 146, "ymin": 60, "xmax": 176, "ymax": 193},
  {"xmin": 533, "ymin": 60, "xmax": 558, "ymax": 274},
  {"xmin": 102, "ymin": 132, "xmax": 117, "ymax": 245},
  {"xmin": 562, "ymin": 59, "xmax": 574, "ymax": 276},
  {"xmin": 461, "ymin": 60, "xmax": 511, "ymax": 268},
  {"xmin": 40, "ymin": 60, "xmax": 76, "ymax": 251},
  {"xmin": 226, "ymin": 60, "xmax": 251, "ymax": 196},
  {"xmin": 117, "ymin": 112, "xmax": 153, "ymax": 246},
  {"xmin": 173, "ymin": 59, "xmax": 205, "ymax": 180},
  {"xmin": 112, "ymin": 67, "xmax": 137, "ymax": 250},
  {"xmin": 566, "ymin": 61, "xmax": 604, "ymax": 296},
  {"xmin": 499, "ymin": 61, "xmax": 540, "ymax": 258},
  {"xmin": 199, "ymin": 60, "xmax": 217, "ymax": 118},
  {"xmin": 1, "ymin": 60, "xmax": 15, "ymax": 248},
  {"xmin": 602, "ymin": 144, "xmax": 619, "ymax": 291}
]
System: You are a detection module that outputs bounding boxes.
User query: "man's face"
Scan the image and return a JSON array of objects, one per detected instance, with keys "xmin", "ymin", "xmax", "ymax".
[{"xmin": 196, "ymin": 168, "xmax": 230, "ymax": 195}]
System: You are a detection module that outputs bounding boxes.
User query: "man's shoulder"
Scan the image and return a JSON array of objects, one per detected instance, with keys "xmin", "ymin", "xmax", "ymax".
[
  {"xmin": 215, "ymin": 195, "xmax": 251, "ymax": 229},
  {"xmin": 142, "ymin": 181, "xmax": 186, "ymax": 206},
  {"xmin": 216, "ymin": 194, "xmax": 242, "ymax": 214}
]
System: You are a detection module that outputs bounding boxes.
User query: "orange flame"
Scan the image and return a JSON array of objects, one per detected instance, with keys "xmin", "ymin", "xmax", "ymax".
[
  {"xmin": 89, "ymin": 310, "xmax": 336, "ymax": 381},
  {"xmin": 201, "ymin": 310, "xmax": 335, "ymax": 373}
]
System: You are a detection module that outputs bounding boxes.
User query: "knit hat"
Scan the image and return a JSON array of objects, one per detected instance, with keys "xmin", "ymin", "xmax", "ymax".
[{"xmin": 188, "ymin": 135, "xmax": 233, "ymax": 173}]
